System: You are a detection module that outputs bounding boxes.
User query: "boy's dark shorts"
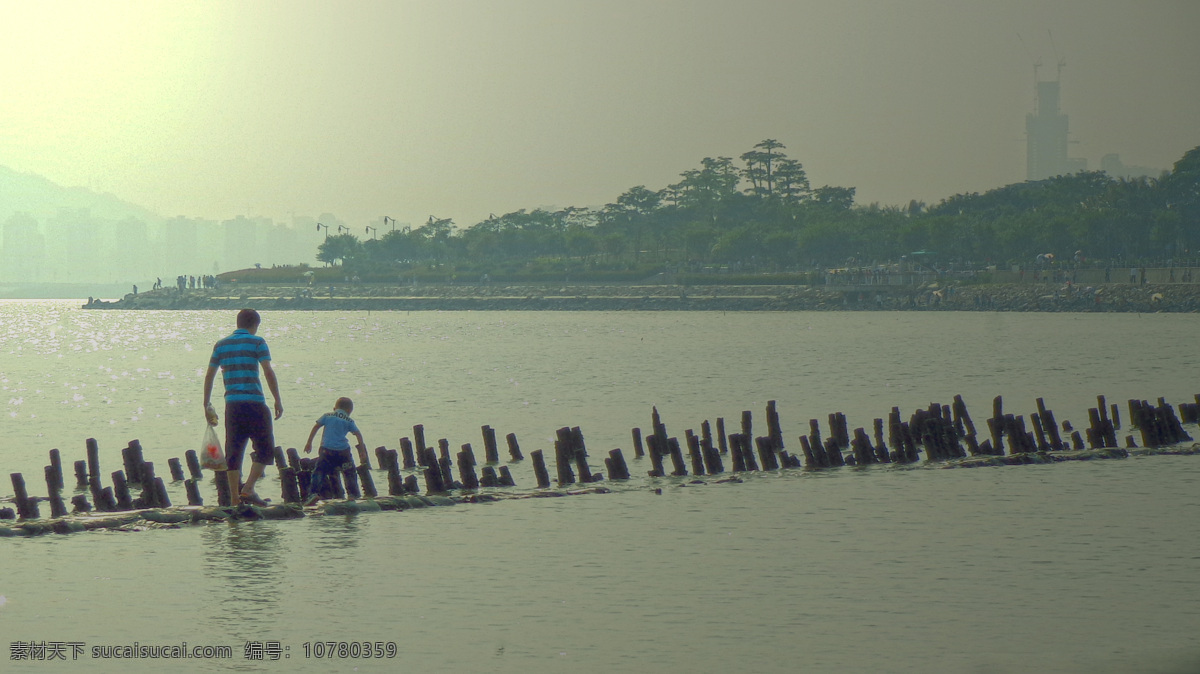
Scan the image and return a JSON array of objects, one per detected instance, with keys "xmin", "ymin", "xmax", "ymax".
[{"xmin": 224, "ymin": 401, "xmax": 275, "ymax": 471}]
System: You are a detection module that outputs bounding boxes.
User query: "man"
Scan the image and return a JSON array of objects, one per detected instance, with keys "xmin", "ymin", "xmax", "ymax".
[{"xmin": 202, "ymin": 308, "xmax": 284, "ymax": 506}]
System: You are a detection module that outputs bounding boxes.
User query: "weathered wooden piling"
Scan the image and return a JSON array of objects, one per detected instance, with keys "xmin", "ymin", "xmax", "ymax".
[
  {"xmin": 11, "ymin": 473, "xmax": 39, "ymax": 520},
  {"xmin": 606, "ymin": 448, "xmax": 630, "ymax": 480},
  {"xmin": 506, "ymin": 432, "xmax": 523, "ymax": 461},
  {"xmin": 167, "ymin": 457, "xmax": 185, "ymax": 482},
  {"xmin": 413, "ymin": 424, "xmax": 427, "ymax": 455},
  {"xmin": 741, "ymin": 410, "xmax": 754, "ymax": 446},
  {"xmin": 570, "ymin": 427, "xmax": 596, "ymax": 483},
  {"xmin": 498, "ymin": 465, "xmax": 516, "ymax": 486},
  {"xmin": 214, "ymin": 471, "xmax": 231, "ymax": 506},
  {"xmin": 767, "ymin": 400, "xmax": 784, "ymax": 451},
  {"xmin": 554, "ymin": 427, "xmax": 577, "ymax": 485},
  {"xmin": 667, "ymin": 437, "xmax": 688, "ymax": 476},
  {"xmin": 631, "ymin": 427, "xmax": 645, "ymax": 458},
  {"xmin": 184, "ymin": 478, "xmax": 204, "ymax": 506},
  {"xmin": 438, "ymin": 441, "xmax": 456, "ymax": 490},
  {"xmin": 482, "ymin": 425, "xmax": 499, "ymax": 464},
  {"xmin": 399, "ymin": 437, "xmax": 416, "ymax": 469},
  {"xmin": 111, "ymin": 470, "xmax": 133, "ymax": 510},
  {"xmin": 44, "ymin": 465, "xmax": 67, "ymax": 518},
  {"xmin": 184, "ymin": 449, "xmax": 202, "ymax": 479},
  {"xmin": 716, "ymin": 418, "xmax": 728, "ymax": 454},
  {"xmin": 70, "ymin": 494, "xmax": 90, "ymax": 513},
  {"xmin": 686, "ymin": 431, "xmax": 706, "ymax": 476},
  {"xmin": 86, "ymin": 438, "xmax": 104, "ymax": 505},
  {"xmin": 48, "ymin": 448, "xmax": 64, "ymax": 492},
  {"xmin": 73, "ymin": 460, "xmax": 88, "ymax": 488},
  {"xmin": 701, "ymin": 425, "xmax": 723, "ymax": 475},
  {"xmin": 457, "ymin": 444, "xmax": 480, "ymax": 490},
  {"xmin": 646, "ymin": 434, "xmax": 667, "ymax": 477},
  {"xmin": 1035, "ymin": 398, "xmax": 1064, "ymax": 450},
  {"xmin": 530, "ymin": 449, "xmax": 551, "ymax": 488},
  {"xmin": 755, "ymin": 436, "xmax": 780, "ymax": 470},
  {"xmin": 357, "ymin": 464, "xmax": 377, "ymax": 498},
  {"xmin": 479, "ymin": 466, "xmax": 498, "ymax": 487},
  {"xmin": 386, "ymin": 451, "xmax": 405, "ymax": 496},
  {"xmin": 736, "ymin": 433, "xmax": 759, "ymax": 471}
]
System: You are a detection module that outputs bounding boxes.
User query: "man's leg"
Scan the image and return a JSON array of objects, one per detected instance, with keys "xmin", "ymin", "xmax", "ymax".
[
  {"xmin": 226, "ymin": 470, "xmax": 242, "ymax": 506},
  {"xmin": 241, "ymin": 461, "xmax": 266, "ymax": 496}
]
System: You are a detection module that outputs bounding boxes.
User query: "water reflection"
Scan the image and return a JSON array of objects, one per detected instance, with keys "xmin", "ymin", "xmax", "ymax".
[{"xmin": 198, "ymin": 521, "xmax": 288, "ymax": 635}]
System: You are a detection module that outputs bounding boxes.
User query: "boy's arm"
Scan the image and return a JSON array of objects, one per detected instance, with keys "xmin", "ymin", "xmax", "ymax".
[
  {"xmin": 353, "ymin": 430, "xmax": 366, "ymax": 451},
  {"xmin": 303, "ymin": 423, "xmax": 321, "ymax": 453}
]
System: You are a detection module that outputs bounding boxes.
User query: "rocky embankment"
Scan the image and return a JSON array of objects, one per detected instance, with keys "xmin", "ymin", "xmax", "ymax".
[{"xmin": 83, "ymin": 281, "xmax": 1200, "ymax": 312}]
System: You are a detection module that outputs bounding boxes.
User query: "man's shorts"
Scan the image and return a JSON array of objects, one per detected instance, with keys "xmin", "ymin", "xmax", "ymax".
[{"xmin": 224, "ymin": 401, "xmax": 275, "ymax": 471}]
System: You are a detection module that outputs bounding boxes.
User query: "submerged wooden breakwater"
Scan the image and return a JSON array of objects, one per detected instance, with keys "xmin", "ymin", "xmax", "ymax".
[{"xmin": 3, "ymin": 392, "xmax": 1200, "ymax": 536}]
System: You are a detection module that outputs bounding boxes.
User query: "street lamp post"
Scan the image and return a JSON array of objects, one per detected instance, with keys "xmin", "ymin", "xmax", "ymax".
[
  {"xmin": 317, "ymin": 222, "xmax": 329, "ymax": 239},
  {"xmin": 365, "ymin": 225, "xmax": 378, "ymax": 240}
]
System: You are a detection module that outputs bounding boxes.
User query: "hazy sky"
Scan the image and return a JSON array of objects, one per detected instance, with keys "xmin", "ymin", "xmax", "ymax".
[{"xmin": 1, "ymin": 0, "xmax": 1197, "ymax": 229}]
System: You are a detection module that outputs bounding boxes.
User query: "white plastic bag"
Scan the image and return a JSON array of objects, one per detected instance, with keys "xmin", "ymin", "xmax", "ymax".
[{"xmin": 200, "ymin": 423, "xmax": 227, "ymax": 471}]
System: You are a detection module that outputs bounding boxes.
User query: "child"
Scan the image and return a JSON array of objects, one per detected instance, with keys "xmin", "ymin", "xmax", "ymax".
[{"xmin": 303, "ymin": 396, "xmax": 366, "ymax": 505}]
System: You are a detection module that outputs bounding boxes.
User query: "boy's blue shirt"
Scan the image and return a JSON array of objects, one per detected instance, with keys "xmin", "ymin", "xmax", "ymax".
[{"xmin": 316, "ymin": 409, "xmax": 360, "ymax": 451}]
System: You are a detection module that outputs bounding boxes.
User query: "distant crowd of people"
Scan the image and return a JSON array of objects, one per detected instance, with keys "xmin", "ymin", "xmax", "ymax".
[{"xmin": 150, "ymin": 275, "xmax": 220, "ymax": 291}]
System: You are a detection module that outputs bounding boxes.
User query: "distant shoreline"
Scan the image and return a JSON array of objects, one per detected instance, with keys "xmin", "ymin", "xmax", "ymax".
[{"xmin": 81, "ymin": 282, "xmax": 1200, "ymax": 313}]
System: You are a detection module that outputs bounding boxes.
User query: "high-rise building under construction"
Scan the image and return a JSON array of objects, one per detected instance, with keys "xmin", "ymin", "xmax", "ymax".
[{"xmin": 1026, "ymin": 73, "xmax": 1086, "ymax": 180}]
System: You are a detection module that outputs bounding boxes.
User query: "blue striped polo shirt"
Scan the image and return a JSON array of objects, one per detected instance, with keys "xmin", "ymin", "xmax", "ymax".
[{"xmin": 209, "ymin": 329, "xmax": 271, "ymax": 404}]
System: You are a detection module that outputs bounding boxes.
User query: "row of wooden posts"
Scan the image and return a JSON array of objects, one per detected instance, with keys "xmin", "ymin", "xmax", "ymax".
[{"xmin": 4, "ymin": 394, "xmax": 1198, "ymax": 522}]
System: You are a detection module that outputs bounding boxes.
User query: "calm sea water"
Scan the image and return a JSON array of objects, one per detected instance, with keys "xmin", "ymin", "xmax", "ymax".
[{"xmin": 1, "ymin": 302, "xmax": 1199, "ymax": 673}]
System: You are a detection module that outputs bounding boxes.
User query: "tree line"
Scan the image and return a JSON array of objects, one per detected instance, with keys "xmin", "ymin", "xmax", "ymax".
[{"xmin": 316, "ymin": 141, "xmax": 1200, "ymax": 280}]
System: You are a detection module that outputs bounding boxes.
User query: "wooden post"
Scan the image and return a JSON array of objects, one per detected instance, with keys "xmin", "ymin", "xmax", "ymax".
[
  {"xmin": 386, "ymin": 452, "xmax": 404, "ymax": 496},
  {"xmin": 607, "ymin": 449, "xmax": 630, "ymax": 480},
  {"xmin": 631, "ymin": 427, "xmax": 645, "ymax": 458},
  {"xmin": 11, "ymin": 473, "xmax": 39, "ymax": 520},
  {"xmin": 438, "ymin": 441, "xmax": 455, "ymax": 490},
  {"xmin": 357, "ymin": 465, "xmax": 377, "ymax": 498},
  {"xmin": 44, "ymin": 465, "xmax": 67, "ymax": 518},
  {"xmin": 482, "ymin": 425, "xmax": 499, "ymax": 464},
  {"xmin": 741, "ymin": 410, "xmax": 753, "ymax": 445},
  {"xmin": 1037, "ymin": 398, "xmax": 1064, "ymax": 450},
  {"xmin": 403, "ymin": 475, "xmax": 418, "ymax": 494},
  {"xmin": 74, "ymin": 460, "xmax": 88, "ymax": 489},
  {"xmin": 667, "ymin": 437, "xmax": 688, "ymax": 476},
  {"xmin": 766, "ymin": 400, "xmax": 784, "ymax": 450},
  {"xmin": 498, "ymin": 465, "xmax": 516, "ymax": 486},
  {"xmin": 531, "ymin": 450, "xmax": 551, "ymax": 488},
  {"xmin": 457, "ymin": 444, "xmax": 480, "ymax": 489},
  {"xmin": 48, "ymin": 448, "xmax": 64, "ymax": 492},
  {"xmin": 70, "ymin": 494, "xmax": 91, "ymax": 513},
  {"xmin": 701, "ymin": 426, "xmax": 723, "ymax": 475},
  {"xmin": 111, "ymin": 470, "xmax": 133, "ymax": 510},
  {"xmin": 138, "ymin": 461, "xmax": 159, "ymax": 508},
  {"xmin": 413, "ymin": 424, "xmax": 427, "ymax": 455},
  {"xmin": 154, "ymin": 477, "xmax": 171, "ymax": 509},
  {"xmin": 185, "ymin": 449, "xmax": 203, "ymax": 479},
  {"xmin": 755, "ymin": 436, "xmax": 780, "ymax": 470},
  {"xmin": 286, "ymin": 447, "xmax": 302, "ymax": 471},
  {"xmin": 86, "ymin": 437, "xmax": 104, "ymax": 505},
  {"xmin": 127, "ymin": 440, "xmax": 147, "ymax": 483},
  {"xmin": 399, "ymin": 437, "xmax": 416, "ymax": 469},
  {"xmin": 185, "ymin": 478, "xmax": 204, "ymax": 506},
  {"xmin": 570, "ymin": 427, "xmax": 594, "ymax": 483},
  {"xmin": 375, "ymin": 445, "xmax": 388, "ymax": 469},
  {"xmin": 554, "ymin": 427, "xmax": 576, "ymax": 485},
  {"xmin": 480, "ymin": 466, "xmax": 499, "ymax": 487},
  {"xmin": 214, "ymin": 470, "xmax": 232, "ymax": 506},
  {"xmin": 506, "ymin": 432, "xmax": 523, "ymax": 461},
  {"xmin": 168, "ymin": 457, "xmax": 186, "ymax": 482},
  {"xmin": 646, "ymin": 434, "xmax": 667, "ymax": 477},
  {"xmin": 355, "ymin": 444, "xmax": 372, "ymax": 470},
  {"xmin": 716, "ymin": 417, "xmax": 728, "ymax": 454}
]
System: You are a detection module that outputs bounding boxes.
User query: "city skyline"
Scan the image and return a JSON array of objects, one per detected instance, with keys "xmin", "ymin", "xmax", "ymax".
[{"xmin": 0, "ymin": 0, "xmax": 1195, "ymax": 232}]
